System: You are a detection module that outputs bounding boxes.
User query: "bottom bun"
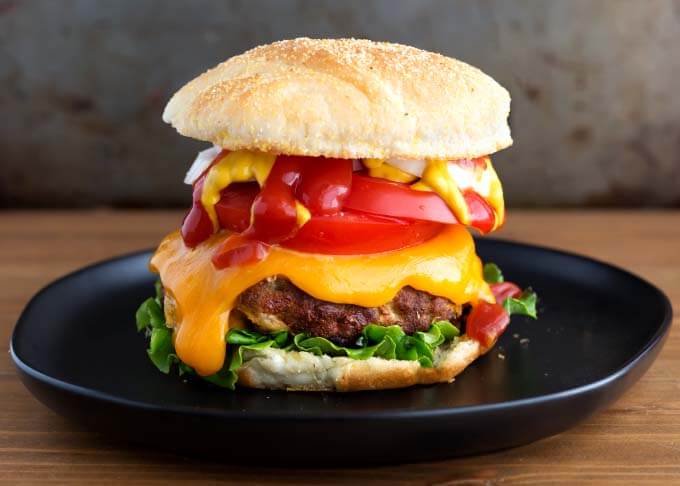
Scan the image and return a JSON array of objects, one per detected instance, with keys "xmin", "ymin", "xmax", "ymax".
[{"xmin": 237, "ymin": 336, "xmax": 483, "ymax": 392}]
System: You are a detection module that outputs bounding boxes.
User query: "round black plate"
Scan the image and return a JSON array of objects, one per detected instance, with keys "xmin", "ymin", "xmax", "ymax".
[{"xmin": 11, "ymin": 239, "xmax": 672, "ymax": 465}]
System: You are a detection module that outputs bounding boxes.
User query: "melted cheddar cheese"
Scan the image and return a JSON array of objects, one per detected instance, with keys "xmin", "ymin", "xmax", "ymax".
[{"xmin": 150, "ymin": 225, "xmax": 493, "ymax": 376}]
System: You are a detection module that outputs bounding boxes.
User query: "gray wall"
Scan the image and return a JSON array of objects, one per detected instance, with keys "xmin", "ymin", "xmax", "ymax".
[{"xmin": 1, "ymin": 0, "xmax": 679, "ymax": 208}]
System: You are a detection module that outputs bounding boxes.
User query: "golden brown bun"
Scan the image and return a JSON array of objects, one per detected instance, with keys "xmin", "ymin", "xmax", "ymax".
[
  {"xmin": 163, "ymin": 38, "xmax": 512, "ymax": 160},
  {"xmin": 236, "ymin": 337, "xmax": 482, "ymax": 392}
]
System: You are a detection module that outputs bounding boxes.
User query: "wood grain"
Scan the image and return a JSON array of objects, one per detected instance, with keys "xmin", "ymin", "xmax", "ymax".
[{"xmin": 0, "ymin": 210, "xmax": 678, "ymax": 485}]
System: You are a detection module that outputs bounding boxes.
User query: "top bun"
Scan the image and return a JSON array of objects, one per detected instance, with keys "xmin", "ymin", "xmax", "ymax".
[{"xmin": 163, "ymin": 38, "xmax": 512, "ymax": 160}]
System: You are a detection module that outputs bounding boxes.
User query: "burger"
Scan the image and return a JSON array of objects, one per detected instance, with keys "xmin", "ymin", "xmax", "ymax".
[{"xmin": 135, "ymin": 38, "xmax": 537, "ymax": 392}]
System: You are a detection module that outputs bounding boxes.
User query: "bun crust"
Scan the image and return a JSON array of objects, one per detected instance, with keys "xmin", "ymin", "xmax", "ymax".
[
  {"xmin": 163, "ymin": 38, "xmax": 512, "ymax": 160},
  {"xmin": 236, "ymin": 337, "xmax": 482, "ymax": 392}
]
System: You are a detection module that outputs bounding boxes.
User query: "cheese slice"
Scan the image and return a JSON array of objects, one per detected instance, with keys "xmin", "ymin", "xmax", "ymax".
[{"xmin": 150, "ymin": 225, "xmax": 493, "ymax": 376}]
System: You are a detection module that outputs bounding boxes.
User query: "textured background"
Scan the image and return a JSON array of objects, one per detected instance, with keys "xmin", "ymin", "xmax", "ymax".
[{"xmin": 1, "ymin": 0, "xmax": 679, "ymax": 208}]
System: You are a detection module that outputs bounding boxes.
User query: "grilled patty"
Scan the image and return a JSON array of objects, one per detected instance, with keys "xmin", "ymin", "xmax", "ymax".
[{"xmin": 237, "ymin": 277, "xmax": 463, "ymax": 345}]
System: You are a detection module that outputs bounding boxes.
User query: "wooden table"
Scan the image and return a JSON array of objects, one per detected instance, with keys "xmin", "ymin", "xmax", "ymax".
[{"xmin": 1, "ymin": 210, "xmax": 678, "ymax": 484}]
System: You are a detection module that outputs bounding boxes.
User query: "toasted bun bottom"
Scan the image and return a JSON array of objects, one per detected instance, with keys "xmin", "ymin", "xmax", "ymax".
[{"xmin": 237, "ymin": 336, "xmax": 482, "ymax": 392}]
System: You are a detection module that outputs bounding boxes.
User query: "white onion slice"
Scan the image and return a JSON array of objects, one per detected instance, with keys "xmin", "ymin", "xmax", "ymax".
[
  {"xmin": 184, "ymin": 145, "xmax": 222, "ymax": 185},
  {"xmin": 447, "ymin": 162, "xmax": 491, "ymax": 196},
  {"xmin": 384, "ymin": 158, "xmax": 426, "ymax": 177}
]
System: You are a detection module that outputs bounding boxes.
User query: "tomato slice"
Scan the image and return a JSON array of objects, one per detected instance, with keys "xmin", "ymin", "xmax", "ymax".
[
  {"xmin": 466, "ymin": 302, "xmax": 510, "ymax": 348},
  {"xmin": 490, "ymin": 282, "xmax": 522, "ymax": 303},
  {"xmin": 463, "ymin": 191, "xmax": 495, "ymax": 234},
  {"xmin": 215, "ymin": 182, "xmax": 259, "ymax": 233},
  {"xmin": 281, "ymin": 210, "xmax": 443, "ymax": 254},
  {"xmin": 344, "ymin": 174, "xmax": 458, "ymax": 224},
  {"xmin": 343, "ymin": 174, "xmax": 496, "ymax": 233}
]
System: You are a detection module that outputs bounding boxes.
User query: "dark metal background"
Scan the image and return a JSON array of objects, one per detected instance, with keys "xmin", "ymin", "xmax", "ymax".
[{"xmin": 1, "ymin": 0, "xmax": 679, "ymax": 208}]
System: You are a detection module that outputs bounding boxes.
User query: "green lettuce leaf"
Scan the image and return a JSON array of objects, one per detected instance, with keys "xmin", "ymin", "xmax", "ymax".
[
  {"xmin": 483, "ymin": 263, "xmax": 538, "ymax": 318},
  {"xmin": 483, "ymin": 263, "xmax": 504, "ymax": 284},
  {"xmin": 154, "ymin": 279, "xmax": 163, "ymax": 303},
  {"xmin": 147, "ymin": 327, "xmax": 177, "ymax": 373},
  {"xmin": 503, "ymin": 289, "xmax": 538, "ymax": 319},
  {"xmin": 135, "ymin": 297, "xmax": 164, "ymax": 331},
  {"xmin": 202, "ymin": 338, "xmax": 281, "ymax": 389}
]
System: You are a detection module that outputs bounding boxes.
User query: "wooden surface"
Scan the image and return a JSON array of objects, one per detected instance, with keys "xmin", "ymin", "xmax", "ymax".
[{"xmin": 0, "ymin": 210, "xmax": 678, "ymax": 485}]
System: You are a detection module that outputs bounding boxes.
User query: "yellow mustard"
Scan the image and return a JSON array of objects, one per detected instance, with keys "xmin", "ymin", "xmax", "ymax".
[{"xmin": 200, "ymin": 150, "xmax": 311, "ymax": 231}]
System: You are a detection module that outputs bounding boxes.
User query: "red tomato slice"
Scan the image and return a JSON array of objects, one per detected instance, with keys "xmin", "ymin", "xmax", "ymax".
[
  {"xmin": 210, "ymin": 179, "xmax": 442, "ymax": 256},
  {"xmin": 343, "ymin": 174, "xmax": 459, "ymax": 224},
  {"xmin": 463, "ymin": 191, "xmax": 495, "ymax": 234},
  {"xmin": 490, "ymin": 282, "xmax": 522, "ymax": 303},
  {"xmin": 466, "ymin": 302, "xmax": 510, "ymax": 348},
  {"xmin": 215, "ymin": 182, "xmax": 259, "ymax": 233},
  {"xmin": 343, "ymin": 174, "xmax": 496, "ymax": 233},
  {"xmin": 281, "ymin": 210, "xmax": 444, "ymax": 255}
]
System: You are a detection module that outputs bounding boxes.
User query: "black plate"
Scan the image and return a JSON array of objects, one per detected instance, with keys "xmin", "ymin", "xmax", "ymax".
[{"xmin": 11, "ymin": 239, "xmax": 672, "ymax": 465}]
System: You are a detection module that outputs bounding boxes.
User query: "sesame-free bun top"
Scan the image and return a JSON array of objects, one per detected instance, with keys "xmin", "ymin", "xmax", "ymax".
[{"xmin": 163, "ymin": 38, "xmax": 512, "ymax": 160}]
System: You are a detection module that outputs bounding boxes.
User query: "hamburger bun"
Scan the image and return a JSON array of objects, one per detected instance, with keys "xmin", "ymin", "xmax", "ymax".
[
  {"xmin": 237, "ymin": 337, "xmax": 483, "ymax": 392},
  {"xmin": 163, "ymin": 38, "xmax": 512, "ymax": 160}
]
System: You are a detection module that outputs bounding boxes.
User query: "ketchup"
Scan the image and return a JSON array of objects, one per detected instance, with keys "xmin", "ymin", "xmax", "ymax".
[
  {"xmin": 180, "ymin": 150, "xmax": 228, "ymax": 248},
  {"xmin": 248, "ymin": 156, "xmax": 352, "ymax": 243},
  {"xmin": 211, "ymin": 234, "xmax": 269, "ymax": 269},
  {"xmin": 208, "ymin": 156, "xmax": 353, "ymax": 268},
  {"xmin": 296, "ymin": 157, "xmax": 352, "ymax": 215},
  {"xmin": 490, "ymin": 282, "xmax": 522, "ymax": 303},
  {"xmin": 181, "ymin": 177, "xmax": 214, "ymax": 248},
  {"xmin": 466, "ymin": 301, "xmax": 510, "ymax": 348}
]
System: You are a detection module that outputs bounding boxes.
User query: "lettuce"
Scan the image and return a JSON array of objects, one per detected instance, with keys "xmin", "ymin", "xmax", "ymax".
[
  {"xmin": 503, "ymin": 290, "xmax": 538, "ymax": 319},
  {"xmin": 135, "ymin": 291, "xmax": 178, "ymax": 373},
  {"xmin": 483, "ymin": 263, "xmax": 538, "ymax": 319},
  {"xmin": 147, "ymin": 327, "xmax": 177, "ymax": 373},
  {"xmin": 483, "ymin": 262, "xmax": 504, "ymax": 284},
  {"xmin": 135, "ymin": 284, "xmax": 460, "ymax": 390}
]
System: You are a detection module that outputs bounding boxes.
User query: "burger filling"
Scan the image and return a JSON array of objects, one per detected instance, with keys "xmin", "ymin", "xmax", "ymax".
[{"xmin": 135, "ymin": 149, "xmax": 538, "ymax": 390}]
